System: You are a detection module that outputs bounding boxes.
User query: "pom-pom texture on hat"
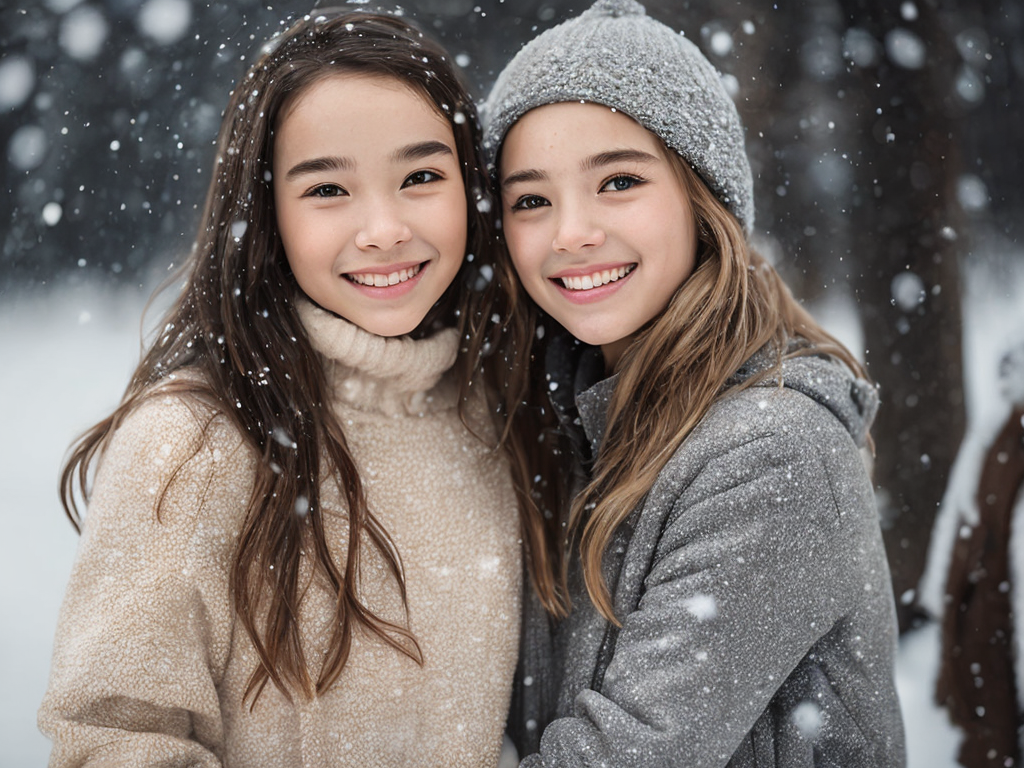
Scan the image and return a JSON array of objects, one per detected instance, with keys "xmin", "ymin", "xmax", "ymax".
[{"xmin": 483, "ymin": 0, "xmax": 755, "ymax": 232}]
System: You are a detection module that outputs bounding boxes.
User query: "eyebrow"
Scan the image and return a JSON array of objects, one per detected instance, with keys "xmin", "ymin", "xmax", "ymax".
[
  {"xmin": 502, "ymin": 148, "xmax": 659, "ymax": 189},
  {"xmin": 391, "ymin": 139, "xmax": 454, "ymax": 164},
  {"xmin": 501, "ymin": 168, "xmax": 548, "ymax": 189},
  {"xmin": 581, "ymin": 149, "xmax": 659, "ymax": 171},
  {"xmin": 285, "ymin": 155, "xmax": 353, "ymax": 181},
  {"xmin": 284, "ymin": 141, "xmax": 454, "ymax": 182}
]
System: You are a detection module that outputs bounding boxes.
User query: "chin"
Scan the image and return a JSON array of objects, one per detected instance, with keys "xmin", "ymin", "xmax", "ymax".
[
  {"xmin": 369, "ymin": 324, "xmax": 420, "ymax": 338},
  {"xmin": 563, "ymin": 326, "xmax": 626, "ymax": 349}
]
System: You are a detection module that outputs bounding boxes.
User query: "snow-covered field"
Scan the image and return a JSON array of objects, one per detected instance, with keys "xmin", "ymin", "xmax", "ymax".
[
  {"xmin": 4, "ymin": 254, "xmax": 1022, "ymax": 766},
  {"xmin": 0, "ymin": 282, "xmax": 148, "ymax": 767}
]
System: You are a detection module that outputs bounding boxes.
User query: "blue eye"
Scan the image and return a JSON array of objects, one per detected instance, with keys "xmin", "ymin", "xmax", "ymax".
[
  {"xmin": 403, "ymin": 170, "xmax": 442, "ymax": 187},
  {"xmin": 510, "ymin": 194, "xmax": 549, "ymax": 211},
  {"xmin": 305, "ymin": 183, "xmax": 346, "ymax": 198},
  {"xmin": 600, "ymin": 175, "xmax": 643, "ymax": 193}
]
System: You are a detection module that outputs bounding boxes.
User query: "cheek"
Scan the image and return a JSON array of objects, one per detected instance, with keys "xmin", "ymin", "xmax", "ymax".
[
  {"xmin": 507, "ymin": 249, "xmax": 544, "ymax": 293},
  {"xmin": 502, "ymin": 220, "xmax": 534, "ymax": 268},
  {"xmin": 276, "ymin": 212, "xmax": 334, "ymax": 279},
  {"xmin": 275, "ymin": 213, "xmax": 298, "ymax": 267},
  {"xmin": 274, "ymin": 195, "xmax": 306, "ymax": 256},
  {"xmin": 442, "ymin": 207, "xmax": 468, "ymax": 259},
  {"xmin": 434, "ymin": 189, "xmax": 469, "ymax": 250},
  {"xmin": 503, "ymin": 227, "xmax": 529, "ymax": 279}
]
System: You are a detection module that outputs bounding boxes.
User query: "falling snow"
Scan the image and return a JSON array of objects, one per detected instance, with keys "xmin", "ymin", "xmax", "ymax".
[
  {"xmin": 137, "ymin": 0, "xmax": 193, "ymax": 46},
  {"xmin": 885, "ymin": 28, "xmax": 927, "ymax": 69},
  {"xmin": 7, "ymin": 125, "xmax": 47, "ymax": 171},
  {"xmin": 891, "ymin": 271, "xmax": 927, "ymax": 312},
  {"xmin": 709, "ymin": 30, "xmax": 733, "ymax": 57},
  {"xmin": 957, "ymin": 174, "xmax": 989, "ymax": 213},
  {"xmin": 792, "ymin": 701, "xmax": 824, "ymax": 739},
  {"xmin": 41, "ymin": 202, "xmax": 63, "ymax": 226},
  {"xmin": 0, "ymin": 56, "xmax": 35, "ymax": 111},
  {"xmin": 58, "ymin": 5, "xmax": 109, "ymax": 62},
  {"xmin": 2, "ymin": 1, "xmax": 1022, "ymax": 765},
  {"xmin": 682, "ymin": 594, "xmax": 719, "ymax": 621}
]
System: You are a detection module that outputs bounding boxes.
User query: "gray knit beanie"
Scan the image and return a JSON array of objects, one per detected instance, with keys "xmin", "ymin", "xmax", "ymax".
[{"xmin": 482, "ymin": 0, "xmax": 754, "ymax": 233}]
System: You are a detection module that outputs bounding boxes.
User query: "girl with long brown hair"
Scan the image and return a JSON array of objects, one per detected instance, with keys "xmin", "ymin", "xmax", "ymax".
[
  {"xmin": 39, "ymin": 9, "xmax": 553, "ymax": 766},
  {"xmin": 486, "ymin": 1, "xmax": 905, "ymax": 765}
]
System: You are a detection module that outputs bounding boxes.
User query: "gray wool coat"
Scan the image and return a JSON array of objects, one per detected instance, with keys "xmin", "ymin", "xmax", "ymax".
[{"xmin": 509, "ymin": 340, "xmax": 906, "ymax": 768}]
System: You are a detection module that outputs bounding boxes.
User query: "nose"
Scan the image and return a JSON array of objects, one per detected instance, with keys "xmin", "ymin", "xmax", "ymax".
[
  {"xmin": 551, "ymin": 203, "xmax": 605, "ymax": 253},
  {"xmin": 354, "ymin": 201, "xmax": 413, "ymax": 252}
]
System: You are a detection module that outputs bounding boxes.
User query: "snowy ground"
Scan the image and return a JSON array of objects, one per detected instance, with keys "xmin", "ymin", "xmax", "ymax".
[
  {"xmin": 0, "ymin": 281, "xmax": 148, "ymax": 768},
  {"xmin": 4, "ymin": 254, "xmax": 1022, "ymax": 766}
]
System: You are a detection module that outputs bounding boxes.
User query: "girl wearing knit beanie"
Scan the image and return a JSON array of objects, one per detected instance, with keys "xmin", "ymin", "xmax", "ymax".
[
  {"xmin": 39, "ymin": 10, "xmax": 540, "ymax": 766},
  {"xmin": 486, "ymin": 1, "xmax": 905, "ymax": 765}
]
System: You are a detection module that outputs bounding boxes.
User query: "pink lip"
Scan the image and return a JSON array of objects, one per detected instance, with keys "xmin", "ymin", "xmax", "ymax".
[
  {"xmin": 344, "ymin": 260, "xmax": 429, "ymax": 299},
  {"xmin": 549, "ymin": 263, "xmax": 636, "ymax": 304}
]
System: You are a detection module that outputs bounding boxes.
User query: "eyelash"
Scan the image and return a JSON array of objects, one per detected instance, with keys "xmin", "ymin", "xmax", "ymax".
[
  {"xmin": 509, "ymin": 173, "xmax": 648, "ymax": 211},
  {"xmin": 302, "ymin": 169, "xmax": 443, "ymax": 198},
  {"xmin": 403, "ymin": 169, "xmax": 443, "ymax": 187},
  {"xmin": 510, "ymin": 194, "xmax": 548, "ymax": 212},
  {"xmin": 600, "ymin": 174, "xmax": 646, "ymax": 192},
  {"xmin": 304, "ymin": 183, "xmax": 346, "ymax": 198}
]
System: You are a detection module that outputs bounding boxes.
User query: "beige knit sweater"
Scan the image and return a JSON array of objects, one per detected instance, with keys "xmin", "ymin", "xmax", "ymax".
[{"xmin": 39, "ymin": 300, "xmax": 523, "ymax": 767}]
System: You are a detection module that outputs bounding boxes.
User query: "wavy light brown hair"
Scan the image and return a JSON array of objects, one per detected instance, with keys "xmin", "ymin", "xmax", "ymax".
[
  {"xmin": 498, "ymin": 140, "xmax": 868, "ymax": 624},
  {"xmin": 60, "ymin": 9, "xmax": 559, "ymax": 706}
]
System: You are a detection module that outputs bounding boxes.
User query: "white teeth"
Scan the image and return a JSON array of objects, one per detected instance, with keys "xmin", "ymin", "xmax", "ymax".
[
  {"xmin": 559, "ymin": 264, "xmax": 634, "ymax": 291},
  {"xmin": 348, "ymin": 263, "xmax": 422, "ymax": 287}
]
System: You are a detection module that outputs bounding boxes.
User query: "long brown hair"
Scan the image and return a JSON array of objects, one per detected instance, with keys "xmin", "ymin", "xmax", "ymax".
[
  {"xmin": 499, "ymin": 144, "xmax": 868, "ymax": 624},
  {"xmin": 59, "ymin": 9, "xmax": 552, "ymax": 705}
]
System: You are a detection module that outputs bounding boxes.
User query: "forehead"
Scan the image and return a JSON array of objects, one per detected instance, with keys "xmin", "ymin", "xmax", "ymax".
[
  {"xmin": 501, "ymin": 101, "xmax": 663, "ymax": 165},
  {"xmin": 276, "ymin": 73, "xmax": 452, "ymax": 147}
]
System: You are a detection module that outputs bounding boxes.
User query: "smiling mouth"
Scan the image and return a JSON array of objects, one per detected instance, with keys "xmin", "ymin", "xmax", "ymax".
[
  {"xmin": 345, "ymin": 262, "xmax": 425, "ymax": 287},
  {"xmin": 555, "ymin": 264, "xmax": 636, "ymax": 291}
]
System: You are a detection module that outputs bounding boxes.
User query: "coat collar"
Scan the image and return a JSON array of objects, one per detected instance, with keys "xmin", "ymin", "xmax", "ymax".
[{"xmin": 545, "ymin": 330, "xmax": 879, "ymax": 461}]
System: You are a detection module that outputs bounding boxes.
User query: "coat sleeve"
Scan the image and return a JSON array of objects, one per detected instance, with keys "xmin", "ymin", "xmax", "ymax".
[
  {"xmin": 522, "ymin": 407, "xmax": 871, "ymax": 768},
  {"xmin": 38, "ymin": 395, "xmax": 251, "ymax": 767}
]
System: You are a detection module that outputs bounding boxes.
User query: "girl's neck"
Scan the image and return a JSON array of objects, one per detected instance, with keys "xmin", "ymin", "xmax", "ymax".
[{"xmin": 601, "ymin": 335, "xmax": 635, "ymax": 374}]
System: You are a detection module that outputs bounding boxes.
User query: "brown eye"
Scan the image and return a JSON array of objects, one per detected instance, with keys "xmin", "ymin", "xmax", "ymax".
[
  {"xmin": 511, "ymin": 194, "xmax": 549, "ymax": 211},
  {"xmin": 403, "ymin": 170, "xmax": 442, "ymax": 187}
]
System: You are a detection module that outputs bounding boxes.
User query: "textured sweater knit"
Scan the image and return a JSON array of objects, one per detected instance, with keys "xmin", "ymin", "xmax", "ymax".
[{"xmin": 39, "ymin": 300, "xmax": 523, "ymax": 767}]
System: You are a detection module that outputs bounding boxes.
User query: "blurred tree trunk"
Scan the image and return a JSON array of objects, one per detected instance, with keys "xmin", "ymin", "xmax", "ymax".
[{"xmin": 836, "ymin": 0, "xmax": 966, "ymax": 630}]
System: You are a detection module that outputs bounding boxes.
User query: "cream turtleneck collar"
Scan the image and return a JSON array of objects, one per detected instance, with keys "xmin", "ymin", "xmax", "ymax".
[{"xmin": 296, "ymin": 299, "xmax": 460, "ymax": 417}]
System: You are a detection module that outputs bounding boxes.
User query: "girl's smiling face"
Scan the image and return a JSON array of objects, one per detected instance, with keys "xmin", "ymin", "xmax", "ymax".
[
  {"xmin": 500, "ymin": 101, "xmax": 699, "ymax": 368},
  {"xmin": 274, "ymin": 74, "xmax": 466, "ymax": 337}
]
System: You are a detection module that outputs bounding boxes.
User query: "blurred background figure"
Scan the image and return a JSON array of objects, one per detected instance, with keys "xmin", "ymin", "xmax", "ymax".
[{"xmin": 937, "ymin": 342, "xmax": 1024, "ymax": 768}]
